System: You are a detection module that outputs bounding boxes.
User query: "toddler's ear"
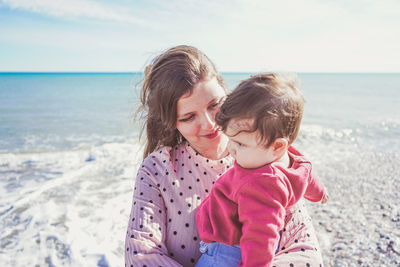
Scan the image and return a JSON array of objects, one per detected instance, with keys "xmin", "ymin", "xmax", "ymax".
[{"xmin": 272, "ymin": 138, "xmax": 288, "ymax": 155}]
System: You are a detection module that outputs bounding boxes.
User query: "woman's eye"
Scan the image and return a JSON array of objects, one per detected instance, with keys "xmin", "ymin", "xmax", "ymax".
[
  {"xmin": 179, "ymin": 114, "xmax": 195, "ymax": 122},
  {"xmin": 210, "ymin": 98, "xmax": 224, "ymax": 108}
]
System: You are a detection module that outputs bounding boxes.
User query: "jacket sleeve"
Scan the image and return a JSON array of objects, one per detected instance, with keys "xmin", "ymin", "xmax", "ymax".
[
  {"xmin": 303, "ymin": 169, "xmax": 326, "ymax": 202},
  {"xmin": 237, "ymin": 176, "xmax": 289, "ymax": 267},
  {"xmin": 125, "ymin": 167, "xmax": 182, "ymax": 267},
  {"xmin": 196, "ymin": 180, "xmax": 241, "ymax": 244}
]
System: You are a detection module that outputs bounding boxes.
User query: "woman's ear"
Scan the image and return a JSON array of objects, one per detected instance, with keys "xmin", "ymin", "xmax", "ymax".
[{"xmin": 272, "ymin": 138, "xmax": 288, "ymax": 156}]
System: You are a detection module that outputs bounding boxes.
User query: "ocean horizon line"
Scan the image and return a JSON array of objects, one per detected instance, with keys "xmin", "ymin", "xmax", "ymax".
[{"xmin": 1, "ymin": 71, "xmax": 400, "ymax": 75}]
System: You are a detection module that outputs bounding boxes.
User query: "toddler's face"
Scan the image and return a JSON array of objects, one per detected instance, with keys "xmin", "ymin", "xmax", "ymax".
[{"xmin": 225, "ymin": 119, "xmax": 276, "ymax": 169}]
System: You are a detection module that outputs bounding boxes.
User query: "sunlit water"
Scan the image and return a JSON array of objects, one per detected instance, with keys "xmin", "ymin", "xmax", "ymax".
[{"xmin": 0, "ymin": 73, "xmax": 399, "ymax": 266}]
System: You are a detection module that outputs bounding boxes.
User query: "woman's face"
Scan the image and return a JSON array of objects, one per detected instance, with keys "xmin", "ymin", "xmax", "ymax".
[{"xmin": 176, "ymin": 77, "xmax": 228, "ymax": 160}]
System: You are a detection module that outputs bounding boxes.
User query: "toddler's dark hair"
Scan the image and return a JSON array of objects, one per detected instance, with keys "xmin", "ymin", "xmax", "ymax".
[{"xmin": 216, "ymin": 73, "xmax": 304, "ymax": 147}]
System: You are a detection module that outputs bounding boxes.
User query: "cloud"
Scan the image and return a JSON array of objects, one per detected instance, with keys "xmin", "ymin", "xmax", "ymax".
[
  {"xmin": 1, "ymin": 0, "xmax": 145, "ymax": 24},
  {"xmin": 1, "ymin": 0, "xmax": 399, "ymax": 72}
]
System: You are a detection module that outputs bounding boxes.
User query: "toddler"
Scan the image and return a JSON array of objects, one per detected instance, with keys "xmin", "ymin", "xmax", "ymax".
[{"xmin": 196, "ymin": 73, "xmax": 329, "ymax": 267}]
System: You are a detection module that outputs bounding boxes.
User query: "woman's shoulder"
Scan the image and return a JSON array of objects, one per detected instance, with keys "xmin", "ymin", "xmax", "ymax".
[
  {"xmin": 140, "ymin": 141, "xmax": 234, "ymax": 178},
  {"xmin": 142, "ymin": 145, "xmax": 176, "ymax": 168},
  {"xmin": 135, "ymin": 145, "xmax": 176, "ymax": 184},
  {"xmin": 140, "ymin": 143, "xmax": 189, "ymax": 170}
]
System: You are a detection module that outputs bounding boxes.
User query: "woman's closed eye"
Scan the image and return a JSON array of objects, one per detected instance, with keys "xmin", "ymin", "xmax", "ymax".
[
  {"xmin": 178, "ymin": 114, "xmax": 195, "ymax": 122},
  {"xmin": 210, "ymin": 97, "xmax": 225, "ymax": 109},
  {"xmin": 210, "ymin": 102, "xmax": 220, "ymax": 108}
]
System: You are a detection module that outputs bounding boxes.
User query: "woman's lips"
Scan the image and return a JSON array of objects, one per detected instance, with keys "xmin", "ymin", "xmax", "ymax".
[{"xmin": 203, "ymin": 129, "xmax": 220, "ymax": 139}]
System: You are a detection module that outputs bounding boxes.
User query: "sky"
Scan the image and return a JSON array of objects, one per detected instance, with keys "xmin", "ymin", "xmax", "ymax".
[{"xmin": 0, "ymin": 0, "xmax": 399, "ymax": 72}]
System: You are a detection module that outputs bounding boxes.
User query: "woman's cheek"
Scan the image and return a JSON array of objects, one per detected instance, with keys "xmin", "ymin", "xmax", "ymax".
[
  {"xmin": 179, "ymin": 121, "xmax": 198, "ymax": 138},
  {"xmin": 189, "ymin": 121, "xmax": 200, "ymax": 136},
  {"xmin": 210, "ymin": 109, "xmax": 219, "ymax": 122}
]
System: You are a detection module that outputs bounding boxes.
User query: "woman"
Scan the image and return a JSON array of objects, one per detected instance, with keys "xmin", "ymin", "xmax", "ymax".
[{"xmin": 125, "ymin": 45, "xmax": 323, "ymax": 266}]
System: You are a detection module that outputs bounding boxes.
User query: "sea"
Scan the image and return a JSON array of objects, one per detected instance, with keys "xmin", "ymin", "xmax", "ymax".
[{"xmin": 0, "ymin": 73, "xmax": 399, "ymax": 266}]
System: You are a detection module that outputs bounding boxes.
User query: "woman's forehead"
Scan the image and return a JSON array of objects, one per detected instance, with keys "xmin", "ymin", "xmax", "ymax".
[{"xmin": 177, "ymin": 78, "xmax": 225, "ymax": 115}]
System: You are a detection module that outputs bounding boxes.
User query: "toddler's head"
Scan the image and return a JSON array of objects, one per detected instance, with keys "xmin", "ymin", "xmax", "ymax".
[{"xmin": 216, "ymin": 73, "xmax": 304, "ymax": 169}]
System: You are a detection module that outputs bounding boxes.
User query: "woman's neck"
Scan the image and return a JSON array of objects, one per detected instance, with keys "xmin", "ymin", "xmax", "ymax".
[{"xmin": 191, "ymin": 134, "xmax": 229, "ymax": 160}]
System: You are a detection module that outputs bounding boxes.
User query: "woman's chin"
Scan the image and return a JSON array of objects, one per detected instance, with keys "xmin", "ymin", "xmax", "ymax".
[{"xmin": 189, "ymin": 135, "xmax": 226, "ymax": 158}]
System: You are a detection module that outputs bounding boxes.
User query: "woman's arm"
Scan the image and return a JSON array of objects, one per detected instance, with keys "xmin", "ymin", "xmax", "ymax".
[
  {"xmin": 272, "ymin": 200, "xmax": 324, "ymax": 266},
  {"xmin": 125, "ymin": 167, "xmax": 182, "ymax": 267}
]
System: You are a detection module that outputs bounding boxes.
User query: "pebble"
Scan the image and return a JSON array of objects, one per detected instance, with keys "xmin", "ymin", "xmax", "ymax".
[
  {"xmin": 333, "ymin": 259, "xmax": 348, "ymax": 267},
  {"xmin": 389, "ymin": 240, "xmax": 400, "ymax": 255}
]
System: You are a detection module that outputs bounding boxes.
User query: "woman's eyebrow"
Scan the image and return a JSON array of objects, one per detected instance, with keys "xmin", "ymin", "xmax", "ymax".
[
  {"xmin": 178, "ymin": 97, "xmax": 222, "ymax": 118},
  {"xmin": 208, "ymin": 97, "xmax": 218, "ymax": 104}
]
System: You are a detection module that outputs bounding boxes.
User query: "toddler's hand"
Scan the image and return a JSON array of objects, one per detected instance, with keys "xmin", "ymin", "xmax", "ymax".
[{"xmin": 321, "ymin": 191, "xmax": 329, "ymax": 204}]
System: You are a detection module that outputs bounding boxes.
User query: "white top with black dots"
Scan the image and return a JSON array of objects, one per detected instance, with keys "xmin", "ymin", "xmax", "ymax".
[{"xmin": 125, "ymin": 142, "xmax": 234, "ymax": 267}]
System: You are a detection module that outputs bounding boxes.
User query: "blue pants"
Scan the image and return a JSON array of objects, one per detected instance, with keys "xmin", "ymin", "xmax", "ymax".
[
  {"xmin": 196, "ymin": 236, "xmax": 281, "ymax": 266},
  {"xmin": 196, "ymin": 241, "xmax": 241, "ymax": 267}
]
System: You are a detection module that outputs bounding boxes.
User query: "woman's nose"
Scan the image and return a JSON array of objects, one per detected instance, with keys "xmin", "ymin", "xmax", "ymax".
[{"xmin": 200, "ymin": 111, "xmax": 215, "ymax": 130}]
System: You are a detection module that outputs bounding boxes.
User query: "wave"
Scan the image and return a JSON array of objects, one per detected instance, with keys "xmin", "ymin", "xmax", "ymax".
[
  {"xmin": 0, "ymin": 132, "xmax": 139, "ymax": 154},
  {"xmin": 0, "ymin": 141, "xmax": 144, "ymax": 266},
  {"xmin": 298, "ymin": 120, "xmax": 400, "ymax": 152}
]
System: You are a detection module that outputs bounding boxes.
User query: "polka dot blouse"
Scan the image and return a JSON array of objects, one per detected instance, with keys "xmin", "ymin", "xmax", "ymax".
[{"xmin": 125, "ymin": 142, "xmax": 233, "ymax": 267}]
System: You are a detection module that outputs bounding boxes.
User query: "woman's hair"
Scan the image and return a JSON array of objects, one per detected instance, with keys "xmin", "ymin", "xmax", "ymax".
[
  {"xmin": 215, "ymin": 73, "xmax": 304, "ymax": 147},
  {"xmin": 136, "ymin": 45, "xmax": 226, "ymax": 158}
]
